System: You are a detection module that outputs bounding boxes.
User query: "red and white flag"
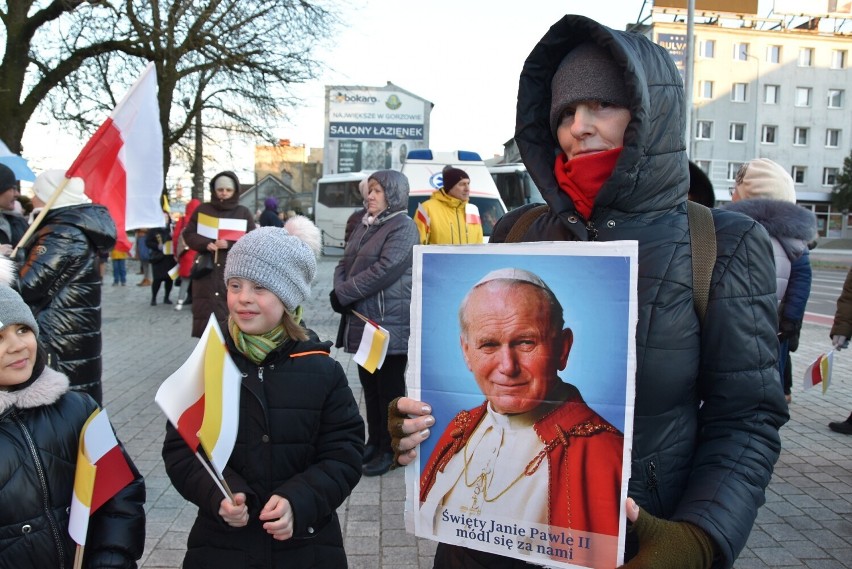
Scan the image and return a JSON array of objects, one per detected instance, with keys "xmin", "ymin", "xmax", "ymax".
[
  {"xmin": 803, "ymin": 350, "xmax": 833, "ymax": 394},
  {"xmin": 465, "ymin": 203, "xmax": 481, "ymax": 226},
  {"xmin": 196, "ymin": 212, "xmax": 248, "ymax": 242},
  {"xmin": 155, "ymin": 314, "xmax": 241, "ymax": 474},
  {"xmin": 65, "ymin": 63, "xmax": 164, "ymax": 252},
  {"xmin": 68, "ymin": 408, "xmax": 135, "ymax": 546}
]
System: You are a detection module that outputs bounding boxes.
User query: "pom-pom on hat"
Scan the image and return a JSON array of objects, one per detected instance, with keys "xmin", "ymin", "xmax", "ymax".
[
  {"xmin": 33, "ymin": 169, "xmax": 89, "ymax": 208},
  {"xmin": 442, "ymin": 167, "xmax": 469, "ymax": 193},
  {"xmin": 224, "ymin": 216, "xmax": 322, "ymax": 312},
  {"xmin": 0, "ymin": 163, "xmax": 17, "ymax": 193},
  {"xmin": 0, "ymin": 256, "xmax": 39, "ymax": 338},
  {"xmin": 550, "ymin": 42, "xmax": 630, "ymax": 139},
  {"xmin": 734, "ymin": 158, "xmax": 796, "ymax": 203}
]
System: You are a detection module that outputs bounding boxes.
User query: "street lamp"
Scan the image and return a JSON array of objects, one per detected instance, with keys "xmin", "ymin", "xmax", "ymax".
[{"xmin": 182, "ymin": 96, "xmax": 204, "ymax": 199}]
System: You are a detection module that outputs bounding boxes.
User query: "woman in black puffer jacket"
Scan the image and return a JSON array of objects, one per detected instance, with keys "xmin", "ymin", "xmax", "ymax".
[
  {"xmin": 18, "ymin": 170, "xmax": 117, "ymax": 405},
  {"xmin": 0, "ymin": 258, "xmax": 145, "ymax": 569},
  {"xmin": 392, "ymin": 15, "xmax": 788, "ymax": 569}
]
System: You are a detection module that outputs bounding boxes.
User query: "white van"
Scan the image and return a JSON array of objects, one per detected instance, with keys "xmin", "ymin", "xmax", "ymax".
[
  {"xmin": 487, "ymin": 162, "xmax": 545, "ymax": 211},
  {"xmin": 401, "ymin": 149, "xmax": 507, "ymax": 239},
  {"xmin": 314, "ymin": 171, "xmax": 373, "ymax": 253}
]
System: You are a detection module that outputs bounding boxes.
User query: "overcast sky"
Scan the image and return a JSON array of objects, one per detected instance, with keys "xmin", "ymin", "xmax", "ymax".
[{"xmin": 22, "ymin": 0, "xmax": 781, "ymax": 183}]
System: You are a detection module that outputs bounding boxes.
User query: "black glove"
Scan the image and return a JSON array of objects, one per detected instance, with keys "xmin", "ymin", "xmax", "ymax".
[
  {"xmin": 329, "ymin": 290, "xmax": 351, "ymax": 314},
  {"xmin": 779, "ymin": 318, "xmax": 801, "ymax": 352}
]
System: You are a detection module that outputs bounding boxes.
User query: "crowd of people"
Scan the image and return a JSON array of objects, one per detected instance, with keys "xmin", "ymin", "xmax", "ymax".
[{"xmin": 0, "ymin": 11, "xmax": 848, "ymax": 569}]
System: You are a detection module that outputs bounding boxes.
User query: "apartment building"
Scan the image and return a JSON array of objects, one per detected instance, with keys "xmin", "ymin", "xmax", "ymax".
[{"xmin": 649, "ymin": 10, "xmax": 851, "ymax": 235}]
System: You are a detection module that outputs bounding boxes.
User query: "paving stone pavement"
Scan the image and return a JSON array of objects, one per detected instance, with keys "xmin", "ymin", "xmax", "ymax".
[{"xmin": 99, "ymin": 257, "xmax": 851, "ymax": 569}]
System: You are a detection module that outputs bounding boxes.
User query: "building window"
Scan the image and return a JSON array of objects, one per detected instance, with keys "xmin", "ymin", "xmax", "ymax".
[
  {"xmin": 764, "ymin": 84, "xmax": 780, "ymax": 104},
  {"xmin": 731, "ymin": 83, "xmax": 748, "ymax": 102},
  {"xmin": 695, "ymin": 160, "xmax": 710, "ymax": 173},
  {"xmin": 831, "ymin": 49, "xmax": 847, "ymax": 69},
  {"xmin": 826, "ymin": 128, "xmax": 841, "ymax": 148},
  {"xmin": 794, "ymin": 127, "xmax": 809, "ymax": 146},
  {"xmin": 727, "ymin": 162, "xmax": 744, "ymax": 181},
  {"xmin": 828, "ymin": 89, "xmax": 844, "ymax": 108},
  {"xmin": 766, "ymin": 45, "xmax": 781, "ymax": 63},
  {"xmin": 733, "ymin": 43, "xmax": 749, "ymax": 61},
  {"xmin": 699, "ymin": 80, "xmax": 714, "ymax": 99},
  {"xmin": 729, "ymin": 123, "xmax": 746, "ymax": 142},
  {"xmin": 699, "ymin": 40, "xmax": 715, "ymax": 58},
  {"xmin": 792, "ymin": 166, "xmax": 806, "ymax": 184},
  {"xmin": 795, "ymin": 87, "xmax": 812, "ymax": 107},
  {"xmin": 696, "ymin": 120, "xmax": 713, "ymax": 140},
  {"xmin": 824, "ymin": 168, "xmax": 839, "ymax": 186},
  {"xmin": 798, "ymin": 47, "xmax": 814, "ymax": 67},
  {"xmin": 762, "ymin": 125, "xmax": 777, "ymax": 144}
]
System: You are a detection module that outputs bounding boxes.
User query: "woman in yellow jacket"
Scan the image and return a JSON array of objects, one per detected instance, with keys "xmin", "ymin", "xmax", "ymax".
[{"xmin": 414, "ymin": 167, "xmax": 484, "ymax": 244}]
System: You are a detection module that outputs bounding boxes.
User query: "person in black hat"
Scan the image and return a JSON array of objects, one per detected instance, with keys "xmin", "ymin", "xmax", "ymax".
[
  {"xmin": 0, "ymin": 163, "xmax": 28, "ymax": 260},
  {"xmin": 413, "ymin": 165, "xmax": 483, "ymax": 244}
]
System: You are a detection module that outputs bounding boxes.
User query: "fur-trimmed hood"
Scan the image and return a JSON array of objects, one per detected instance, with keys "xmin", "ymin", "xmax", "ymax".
[
  {"xmin": 723, "ymin": 199, "xmax": 817, "ymax": 242},
  {"xmin": 724, "ymin": 199, "xmax": 817, "ymax": 262},
  {"xmin": 0, "ymin": 366, "xmax": 69, "ymax": 414}
]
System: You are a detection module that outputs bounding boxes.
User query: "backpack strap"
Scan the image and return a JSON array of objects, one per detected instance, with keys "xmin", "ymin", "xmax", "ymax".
[
  {"xmin": 687, "ymin": 201, "xmax": 716, "ymax": 326},
  {"xmin": 505, "ymin": 204, "xmax": 549, "ymax": 243}
]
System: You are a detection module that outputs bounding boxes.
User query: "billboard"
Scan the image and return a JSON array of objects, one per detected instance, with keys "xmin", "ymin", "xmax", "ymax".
[
  {"xmin": 323, "ymin": 84, "xmax": 432, "ymax": 175},
  {"xmin": 657, "ymin": 33, "xmax": 688, "ymax": 82},
  {"xmin": 654, "ymin": 0, "xmax": 758, "ymax": 14},
  {"xmin": 773, "ymin": 0, "xmax": 851, "ymax": 15}
]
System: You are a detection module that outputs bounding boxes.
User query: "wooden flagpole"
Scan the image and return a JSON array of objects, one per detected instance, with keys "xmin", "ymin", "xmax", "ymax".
[
  {"xmin": 73, "ymin": 544, "xmax": 85, "ymax": 569},
  {"xmin": 12, "ymin": 176, "xmax": 71, "ymax": 256},
  {"xmin": 193, "ymin": 450, "xmax": 235, "ymax": 503}
]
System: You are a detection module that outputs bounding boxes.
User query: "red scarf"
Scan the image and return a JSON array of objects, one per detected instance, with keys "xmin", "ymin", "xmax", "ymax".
[{"xmin": 553, "ymin": 148, "xmax": 623, "ymax": 220}]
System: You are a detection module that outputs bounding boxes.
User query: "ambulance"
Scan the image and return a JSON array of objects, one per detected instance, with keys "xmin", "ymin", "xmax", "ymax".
[{"xmin": 401, "ymin": 149, "xmax": 507, "ymax": 240}]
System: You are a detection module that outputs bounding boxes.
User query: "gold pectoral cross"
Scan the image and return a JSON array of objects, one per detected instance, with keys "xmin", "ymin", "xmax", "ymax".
[{"xmin": 460, "ymin": 472, "xmax": 487, "ymax": 516}]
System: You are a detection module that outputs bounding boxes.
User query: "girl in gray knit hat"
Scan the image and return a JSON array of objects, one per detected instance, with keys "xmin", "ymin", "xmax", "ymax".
[
  {"xmin": 0, "ymin": 257, "xmax": 146, "ymax": 568},
  {"xmin": 162, "ymin": 217, "xmax": 364, "ymax": 569}
]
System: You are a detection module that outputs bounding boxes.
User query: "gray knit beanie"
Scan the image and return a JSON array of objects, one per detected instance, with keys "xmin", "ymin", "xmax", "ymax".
[
  {"xmin": 223, "ymin": 217, "xmax": 322, "ymax": 312},
  {"xmin": 0, "ymin": 257, "xmax": 39, "ymax": 337},
  {"xmin": 549, "ymin": 42, "xmax": 630, "ymax": 139}
]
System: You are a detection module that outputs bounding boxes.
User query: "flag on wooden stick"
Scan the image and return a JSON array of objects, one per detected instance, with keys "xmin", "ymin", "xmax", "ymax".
[
  {"xmin": 196, "ymin": 213, "xmax": 248, "ymax": 242},
  {"xmin": 155, "ymin": 314, "xmax": 241, "ymax": 477},
  {"xmin": 68, "ymin": 408, "xmax": 135, "ymax": 546},
  {"xmin": 65, "ymin": 63, "xmax": 165, "ymax": 252}
]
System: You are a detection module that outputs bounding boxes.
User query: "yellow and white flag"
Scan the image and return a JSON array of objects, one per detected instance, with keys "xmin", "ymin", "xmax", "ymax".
[
  {"xmin": 167, "ymin": 264, "xmax": 180, "ymax": 280},
  {"xmin": 155, "ymin": 314, "xmax": 241, "ymax": 475},
  {"xmin": 354, "ymin": 321, "xmax": 389, "ymax": 373}
]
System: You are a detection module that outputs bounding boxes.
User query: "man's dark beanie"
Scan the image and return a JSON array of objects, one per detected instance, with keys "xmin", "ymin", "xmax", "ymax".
[
  {"xmin": 442, "ymin": 167, "xmax": 469, "ymax": 193},
  {"xmin": 0, "ymin": 163, "xmax": 17, "ymax": 193},
  {"xmin": 549, "ymin": 42, "xmax": 630, "ymax": 139}
]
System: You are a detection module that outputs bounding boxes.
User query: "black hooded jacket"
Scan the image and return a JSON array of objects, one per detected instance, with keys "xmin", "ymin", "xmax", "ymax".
[
  {"xmin": 486, "ymin": 15, "xmax": 787, "ymax": 568},
  {"xmin": 18, "ymin": 204, "xmax": 116, "ymax": 404}
]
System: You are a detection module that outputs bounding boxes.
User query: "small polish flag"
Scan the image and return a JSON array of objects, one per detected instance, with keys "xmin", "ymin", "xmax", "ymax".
[
  {"xmin": 465, "ymin": 203, "xmax": 481, "ymax": 226},
  {"xmin": 803, "ymin": 351, "xmax": 833, "ymax": 394}
]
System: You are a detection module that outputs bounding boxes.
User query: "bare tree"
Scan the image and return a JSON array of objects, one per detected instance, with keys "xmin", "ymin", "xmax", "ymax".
[
  {"xmin": 0, "ymin": 0, "xmax": 133, "ymax": 153},
  {"xmin": 42, "ymin": 0, "xmax": 341, "ymax": 197}
]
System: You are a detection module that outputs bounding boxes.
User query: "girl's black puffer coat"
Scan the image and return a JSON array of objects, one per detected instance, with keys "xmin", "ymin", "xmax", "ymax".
[
  {"xmin": 0, "ymin": 367, "xmax": 146, "ymax": 569},
  {"xmin": 491, "ymin": 15, "xmax": 788, "ymax": 568},
  {"xmin": 162, "ymin": 333, "xmax": 364, "ymax": 569}
]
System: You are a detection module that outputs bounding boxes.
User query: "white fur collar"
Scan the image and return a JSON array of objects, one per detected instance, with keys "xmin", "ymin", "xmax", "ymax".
[{"xmin": 0, "ymin": 367, "xmax": 70, "ymax": 414}]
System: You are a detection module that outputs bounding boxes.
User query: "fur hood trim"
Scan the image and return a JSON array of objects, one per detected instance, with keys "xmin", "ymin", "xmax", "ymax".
[
  {"xmin": 723, "ymin": 199, "xmax": 817, "ymax": 242},
  {"xmin": 0, "ymin": 367, "xmax": 70, "ymax": 414}
]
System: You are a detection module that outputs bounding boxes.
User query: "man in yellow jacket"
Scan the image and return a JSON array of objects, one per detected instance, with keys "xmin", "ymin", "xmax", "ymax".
[{"xmin": 414, "ymin": 167, "xmax": 484, "ymax": 244}]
